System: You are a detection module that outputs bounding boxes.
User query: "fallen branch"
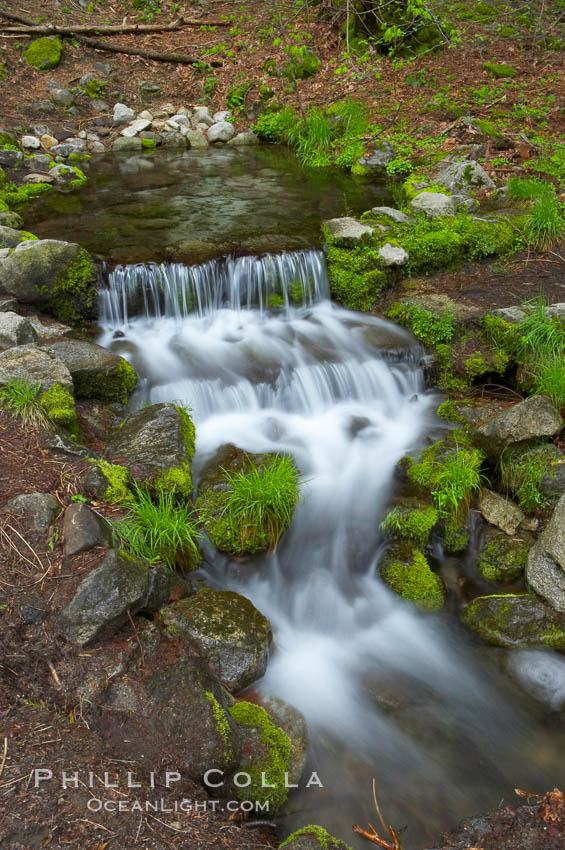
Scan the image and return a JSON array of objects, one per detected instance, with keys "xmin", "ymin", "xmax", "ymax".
[
  {"xmin": 0, "ymin": 19, "xmax": 231, "ymax": 34},
  {"xmin": 353, "ymin": 779, "xmax": 402, "ymax": 850},
  {"xmin": 73, "ymin": 34, "xmax": 222, "ymax": 67}
]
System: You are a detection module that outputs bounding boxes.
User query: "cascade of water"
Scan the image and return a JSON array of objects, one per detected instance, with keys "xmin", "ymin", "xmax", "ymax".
[{"xmin": 98, "ymin": 252, "xmax": 560, "ymax": 848}]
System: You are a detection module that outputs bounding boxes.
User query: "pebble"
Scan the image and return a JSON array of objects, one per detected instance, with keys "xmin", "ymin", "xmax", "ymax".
[{"xmin": 21, "ymin": 135, "xmax": 41, "ymax": 149}]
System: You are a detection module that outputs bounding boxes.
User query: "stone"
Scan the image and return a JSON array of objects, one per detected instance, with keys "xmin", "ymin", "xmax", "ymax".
[
  {"xmin": 0, "ymin": 344, "xmax": 73, "ymax": 395},
  {"xmin": 111, "ymin": 136, "xmax": 143, "ymax": 152},
  {"xmin": 4, "ymin": 493, "xmax": 60, "ymax": 538},
  {"xmin": 213, "ymin": 110, "xmax": 233, "ymax": 123},
  {"xmin": 207, "ymin": 121, "xmax": 236, "ymax": 143},
  {"xmin": 371, "ymin": 206, "xmax": 412, "ymax": 224},
  {"xmin": 0, "ymin": 212, "xmax": 24, "ymax": 229},
  {"xmin": 160, "ymin": 132, "xmax": 188, "ymax": 149},
  {"xmin": 169, "ymin": 113, "xmax": 190, "ymax": 128},
  {"xmin": 51, "ymin": 88, "xmax": 74, "ymax": 108},
  {"xmin": 104, "ymin": 402, "xmax": 195, "ymax": 499},
  {"xmin": 157, "ymin": 588, "xmax": 271, "ymax": 693},
  {"xmin": 479, "ymin": 489, "xmax": 525, "ymax": 535},
  {"xmin": 22, "ymin": 173, "xmax": 55, "ymax": 184},
  {"xmin": 410, "ymin": 192, "xmax": 456, "ymax": 218},
  {"xmin": 63, "ymin": 502, "xmax": 111, "ymax": 556},
  {"xmin": 175, "ymin": 106, "xmax": 191, "ymax": 117},
  {"xmin": 378, "ymin": 243, "xmax": 408, "ymax": 267},
  {"xmin": 137, "ymin": 109, "xmax": 153, "ymax": 120},
  {"xmin": 490, "ymin": 305, "xmax": 527, "ymax": 323},
  {"xmin": 47, "ymin": 340, "xmax": 137, "ymax": 404},
  {"xmin": 278, "ymin": 826, "xmax": 351, "ymax": 850},
  {"xmin": 0, "ymin": 149, "xmax": 23, "ymax": 167},
  {"xmin": 0, "ymin": 312, "xmax": 38, "ymax": 348},
  {"xmin": 138, "ymin": 131, "xmax": 161, "ymax": 146},
  {"xmin": 186, "ymin": 129, "xmax": 209, "ymax": 149},
  {"xmin": 60, "ymin": 549, "xmax": 150, "ymax": 646},
  {"xmin": 49, "ymin": 143, "xmax": 75, "ymax": 157},
  {"xmin": 527, "ymin": 495, "xmax": 565, "ymax": 613},
  {"xmin": 472, "ymin": 395, "xmax": 563, "ymax": 461},
  {"xmin": 27, "ymin": 316, "xmax": 73, "ymax": 339},
  {"xmin": 192, "ymin": 106, "xmax": 214, "ymax": 126},
  {"xmin": 356, "ymin": 143, "xmax": 396, "ymax": 174},
  {"xmin": 120, "ymin": 118, "xmax": 152, "ymax": 137},
  {"xmin": 0, "ymin": 227, "xmax": 31, "ymax": 249},
  {"xmin": 23, "ymin": 154, "xmax": 52, "ymax": 172},
  {"xmin": 96, "ymin": 656, "xmax": 241, "ymax": 778},
  {"xmin": 227, "ymin": 131, "xmax": 259, "ymax": 146},
  {"xmin": 91, "ymin": 98, "xmax": 109, "ymax": 112},
  {"xmin": 88, "ymin": 141, "xmax": 106, "ymax": 153},
  {"xmin": 48, "ymin": 163, "xmax": 79, "ymax": 185},
  {"xmin": 112, "ymin": 103, "xmax": 135, "ymax": 124},
  {"xmin": 0, "ymin": 239, "xmax": 97, "ymax": 324},
  {"xmin": 139, "ymin": 80, "xmax": 161, "ymax": 100},
  {"xmin": 323, "ymin": 216, "xmax": 374, "ymax": 247},
  {"xmin": 32, "ymin": 100, "xmax": 57, "ymax": 115},
  {"xmin": 94, "ymin": 61, "xmax": 112, "ymax": 76},
  {"xmin": 21, "ymin": 135, "xmax": 41, "ymax": 149},
  {"xmin": 434, "ymin": 159, "xmax": 495, "ymax": 197},
  {"xmin": 0, "ymin": 298, "xmax": 18, "ymax": 312},
  {"xmin": 263, "ymin": 696, "xmax": 308, "ymax": 786},
  {"xmin": 461, "ymin": 593, "xmax": 565, "ymax": 648},
  {"xmin": 478, "ymin": 527, "xmax": 531, "ymax": 583},
  {"xmin": 23, "ymin": 37, "xmax": 62, "ymax": 71}
]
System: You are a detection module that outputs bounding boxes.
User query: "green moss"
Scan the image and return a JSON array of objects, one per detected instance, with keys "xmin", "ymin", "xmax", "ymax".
[
  {"xmin": 0, "ymin": 131, "xmax": 19, "ymax": 148},
  {"xmin": 437, "ymin": 400, "xmax": 466, "ymax": 425},
  {"xmin": 380, "ymin": 548, "xmax": 445, "ymax": 611},
  {"xmin": 205, "ymin": 691, "xmax": 233, "ymax": 759},
  {"xmin": 23, "ymin": 36, "xmax": 63, "ymax": 71},
  {"xmin": 441, "ymin": 512, "xmax": 470, "ymax": 553},
  {"xmin": 499, "ymin": 444, "xmax": 555, "ymax": 512},
  {"xmin": 483, "ymin": 61, "xmax": 517, "ymax": 79},
  {"xmin": 154, "ymin": 463, "xmax": 193, "ymax": 499},
  {"xmin": 74, "ymin": 357, "xmax": 138, "ymax": 404},
  {"xmin": 141, "ymin": 138, "xmax": 155, "ymax": 150},
  {"xmin": 50, "ymin": 247, "xmax": 97, "ymax": 325},
  {"xmin": 39, "ymin": 383, "xmax": 78, "ymax": 431},
  {"xmin": 324, "ymin": 237, "xmax": 388, "ymax": 312},
  {"xmin": 230, "ymin": 701, "xmax": 290, "ymax": 813},
  {"xmin": 479, "ymin": 532, "xmax": 529, "ymax": 583},
  {"xmin": 283, "ymin": 46, "xmax": 320, "ymax": 80},
  {"xmin": 381, "ymin": 504, "xmax": 438, "ymax": 547},
  {"xmin": 0, "ymin": 182, "xmax": 52, "ymax": 209},
  {"xmin": 174, "ymin": 403, "xmax": 196, "ymax": 461},
  {"xmin": 464, "ymin": 353, "xmax": 490, "ymax": 379},
  {"xmin": 462, "ymin": 593, "xmax": 565, "ymax": 648},
  {"xmin": 68, "ymin": 166, "xmax": 87, "ymax": 189},
  {"xmin": 386, "ymin": 301, "xmax": 454, "ymax": 347},
  {"xmin": 68, "ymin": 152, "xmax": 91, "ymax": 163},
  {"xmin": 96, "ymin": 459, "xmax": 131, "ymax": 503},
  {"xmin": 280, "ymin": 825, "xmax": 352, "ymax": 849}
]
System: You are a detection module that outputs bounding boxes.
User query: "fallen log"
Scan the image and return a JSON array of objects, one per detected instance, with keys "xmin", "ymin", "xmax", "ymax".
[
  {"xmin": 0, "ymin": 19, "xmax": 230, "ymax": 34},
  {"xmin": 73, "ymin": 34, "xmax": 222, "ymax": 67}
]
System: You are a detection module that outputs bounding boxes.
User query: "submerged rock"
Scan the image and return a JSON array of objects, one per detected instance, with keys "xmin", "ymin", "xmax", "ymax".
[
  {"xmin": 527, "ymin": 494, "xmax": 565, "ymax": 613},
  {"xmin": 462, "ymin": 593, "xmax": 565, "ymax": 648},
  {"xmin": 47, "ymin": 340, "xmax": 137, "ymax": 404},
  {"xmin": 158, "ymin": 588, "xmax": 271, "ymax": 693}
]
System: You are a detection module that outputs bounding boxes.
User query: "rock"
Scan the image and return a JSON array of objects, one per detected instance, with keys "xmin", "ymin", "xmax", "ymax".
[
  {"xmin": 4, "ymin": 492, "xmax": 60, "ymax": 539},
  {"xmin": 478, "ymin": 527, "xmax": 531, "ymax": 583},
  {"xmin": 28, "ymin": 315, "xmax": 73, "ymax": 339},
  {"xmin": 228, "ymin": 131, "xmax": 259, "ymax": 146},
  {"xmin": 462, "ymin": 593, "xmax": 565, "ymax": 648},
  {"xmin": 137, "ymin": 109, "xmax": 153, "ymax": 120},
  {"xmin": 47, "ymin": 340, "xmax": 137, "ymax": 404},
  {"xmin": 160, "ymin": 131, "xmax": 188, "ymax": 149},
  {"xmin": 356, "ymin": 143, "xmax": 396, "ymax": 175},
  {"xmin": 60, "ymin": 549, "xmax": 152, "ymax": 645},
  {"xmin": 51, "ymin": 88, "xmax": 74, "ymax": 108},
  {"xmin": 96, "ymin": 656, "xmax": 241, "ymax": 778},
  {"xmin": 104, "ymin": 402, "xmax": 195, "ymax": 498},
  {"xmin": 371, "ymin": 206, "xmax": 412, "ymax": 224},
  {"xmin": 112, "ymin": 103, "xmax": 135, "ymax": 124},
  {"xmin": 490, "ymin": 305, "xmax": 527, "ymax": 323},
  {"xmin": 112, "ymin": 136, "xmax": 143, "ymax": 152},
  {"xmin": 63, "ymin": 502, "xmax": 111, "ymax": 556},
  {"xmin": 0, "ymin": 211, "xmax": 24, "ymax": 230},
  {"xmin": 94, "ymin": 61, "xmax": 111, "ymax": 76},
  {"xmin": 207, "ymin": 121, "xmax": 236, "ymax": 143},
  {"xmin": 472, "ymin": 395, "xmax": 563, "ymax": 461},
  {"xmin": 410, "ymin": 192, "xmax": 456, "ymax": 218},
  {"xmin": 139, "ymin": 80, "xmax": 161, "ymax": 100},
  {"xmin": 48, "ymin": 163, "xmax": 79, "ymax": 185},
  {"xmin": 0, "ymin": 149, "xmax": 24, "ymax": 168},
  {"xmin": 168, "ymin": 113, "xmax": 190, "ymax": 128},
  {"xmin": 0, "ymin": 344, "xmax": 73, "ymax": 395},
  {"xmin": 160, "ymin": 102, "xmax": 177, "ymax": 115},
  {"xmin": 0, "ymin": 298, "xmax": 18, "ymax": 312},
  {"xmin": 263, "ymin": 696, "xmax": 308, "ymax": 786},
  {"xmin": 0, "ymin": 239, "xmax": 98, "ymax": 325},
  {"xmin": 323, "ymin": 217, "xmax": 374, "ymax": 247},
  {"xmin": 22, "ymin": 172, "xmax": 55, "ymax": 184},
  {"xmin": 378, "ymin": 243, "xmax": 408, "ymax": 267},
  {"xmin": 21, "ymin": 135, "xmax": 41, "ymax": 149},
  {"xmin": 23, "ymin": 37, "xmax": 62, "ymax": 71},
  {"xmin": 192, "ymin": 106, "xmax": 214, "ymax": 126},
  {"xmin": 0, "ymin": 312, "xmax": 38, "ymax": 348},
  {"xmin": 157, "ymin": 588, "xmax": 271, "ymax": 692},
  {"xmin": 186, "ymin": 129, "xmax": 209, "ymax": 149},
  {"xmin": 88, "ymin": 141, "xmax": 106, "ymax": 153},
  {"xmin": 23, "ymin": 154, "xmax": 52, "ymax": 172},
  {"xmin": 480, "ymin": 489, "xmax": 525, "ymax": 535},
  {"xmin": 213, "ymin": 110, "xmax": 233, "ymax": 123},
  {"xmin": 49, "ymin": 143, "xmax": 74, "ymax": 157},
  {"xmin": 0, "ymin": 227, "xmax": 31, "ymax": 249},
  {"xmin": 527, "ymin": 495, "xmax": 565, "ymax": 613},
  {"xmin": 434, "ymin": 159, "xmax": 495, "ymax": 197},
  {"xmin": 279, "ymin": 826, "xmax": 351, "ymax": 850},
  {"xmin": 120, "ymin": 118, "xmax": 152, "ymax": 137}
]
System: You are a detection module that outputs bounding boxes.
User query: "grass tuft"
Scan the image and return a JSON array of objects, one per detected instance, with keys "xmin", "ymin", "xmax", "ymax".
[{"xmin": 0, "ymin": 379, "xmax": 49, "ymax": 429}]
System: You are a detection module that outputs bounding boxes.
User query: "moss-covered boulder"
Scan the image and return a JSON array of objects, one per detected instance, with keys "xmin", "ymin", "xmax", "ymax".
[
  {"xmin": 39, "ymin": 382, "xmax": 78, "ymax": 431},
  {"xmin": 478, "ymin": 527, "xmax": 531, "ymax": 584},
  {"xmin": 462, "ymin": 593, "xmax": 565, "ymax": 648},
  {"xmin": 47, "ymin": 340, "xmax": 137, "ymax": 404},
  {"xmin": 380, "ymin": 500, "xmax": 438, "ymax": 548},
  {"xmin": 0, "ymin": 225, "xmax": 35, "ymax": 249},
  {"xmin": 196, "ymin": 444, "xmax": 299, "ymax": 557},
  {"xmin": 23, "ymin": 36, "xmax": 63, "ymax": 71},
  {"xmin": 0, "ymin": 240, "xmax": 98, "ymax": 325},
  {"xmin": 230, "ymin": 701, "xmax": 291, "ymax": 813},
  {"xmin": 157, "ymin": 588, "xmax": 271, "ymax": 693},
  {"xmin": 0, "ymin": 344, "xmax": 73, "ymax": 398},
  {"xmin": 378, "ymin": 542, "xmax": 445, "ymax": 611},
  {"xmin": 263, "ymin": 696, "xmax": 308, "ymax": 787},
  {"xmin": 279, "ymin": 825, "xmax": 352, "ymax": 850},
  {"xmin": 322, "ymin": 220, "xmax": 387, "ymax": 312},
  {"xmin": 83, "ymin": 459, "xmax": 132, "ymax": 504},
  {"xmin": 500, "ymin": 443, "xmax": 565, "ymax": 510},
  {"xmin": 104, "ymin": 402, "xmax": 195, "ymax": 498}
]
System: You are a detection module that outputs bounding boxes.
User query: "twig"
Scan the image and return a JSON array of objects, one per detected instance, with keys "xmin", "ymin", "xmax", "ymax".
[
  {"xmin": 127, "ymin": 610, "xmax": 145, "ymax": 667},
  {"xmin": 0, "ymin": 19, "xmax": 231, "ymax": 33},
  {"xmin": 0, "ymin": 737, "xmax": 7, "ymax": 781}
]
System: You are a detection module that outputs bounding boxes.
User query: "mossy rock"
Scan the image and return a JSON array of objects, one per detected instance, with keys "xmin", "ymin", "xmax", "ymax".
[
  {"xmin": 47, "ymin": 340, "xmax": 137, "ymax": 405},
  {"xmin": 483, "ymin": 61, "xmax": 517, "ymax": 79},
  {"xmin": 280, "ymin": 825, "xmax": 353, "ymax": 849},
  {"xmin": 323, "ymin": 227, "xmax": 388, "ymax": 312},
  {"xmin": 23, "ymin": 37, "xmax": 63, "ymax": 71},
  {"xmin": 499, "ymin": 443, "xmax": 565, "ymax": 512},
  {"xmin": 380, "ymin": 500, "xmax": 438, "ymax": 547},
  {"xmin": 478, "ymin": 527, "xmax": 531, "ymax": 584},
  {"xmin": 83, "ymin": 459, "xmax": 132, "ymax": 504},
  {"xmin": 378, "ymin": 542, "xmax": 445, "ymax": 611},
  {"xmin": 283, "ymin": 47, "xmax": 320, "ymax": 80},
  {"xmin": 462, "ymin": 593, "xmax": 565, "ymax": 648},
  {"xmin": 39, "ymin": 382, "xmax": 78, "ymax": 431},
  {"xmin": 230, "ymin": 701, "xmax": 291, "ymax": 813}
]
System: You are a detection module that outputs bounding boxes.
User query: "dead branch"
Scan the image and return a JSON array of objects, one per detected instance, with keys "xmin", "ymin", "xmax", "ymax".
[
  {"xmin": 0, "ymin": 20, "xmax": 231, "ymax": 35},
  {"xmin": 353, "ymin": 779, "xmax": 402, "ymax": 849},
  {"xmin": 72, "ymin": 35, "xmax": 222, "ymax": 67}
]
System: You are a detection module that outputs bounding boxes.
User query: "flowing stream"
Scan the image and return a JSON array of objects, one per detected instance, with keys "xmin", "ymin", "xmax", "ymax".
[{"xmin": 98, "ymin": 250, "xmax": 564, "ymax": 847}]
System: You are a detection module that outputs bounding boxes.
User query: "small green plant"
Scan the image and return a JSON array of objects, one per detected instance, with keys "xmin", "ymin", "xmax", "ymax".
[
  {"xmin": 507, "ymin": 177, "xmax": 564, "ymax": 250},
  {"xmin": 516, "ymin": 297, "xmax": 565, "ymax": 363},
  {"xmin": 0, "ymin": 379, "xmax": 48, "ymax": 428},
  {"xmin": 386, "ymin": 302, "xmax": 455, "ymax": 347},
  {"xmin": 71, "ymin": 493, "xmax": 88, "ymax": 504},
  {"xmin": 115, "ymin": 484, "xmax": 201, "ymax": 570},
  {"xmin": 532, "ymin": 356, "xmax": 565, "ymax": 408}
]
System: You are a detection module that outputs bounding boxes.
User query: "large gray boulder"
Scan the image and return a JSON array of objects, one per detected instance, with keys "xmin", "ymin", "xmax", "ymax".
[
  {"xmin": 112, "ymin": 136, "xmax": 143, "ymax": 152},
  {"xmin": 371, "ymin": 205, "xmax": 412, "ymax": 224},
  {"xmin": 0, "ymin": 240, "xmax": 98, "ymax": 325},
  {"xmin": 158, "ymin": 588, "xmax": 271, "ymax": 692},
  {"xmin": 62, "ymin": 502, "xmax": 111, "ymax": 556},
  {"xmin": 472, "ymin": 395, "xmax": 563, "ymax": 461},
  {"xmin": 434, "ymin": 159, "xmax": 495, "ymax": 197},
  {"xmin": 0, "ymin": 226, "xmax": 31, "ymax": 249},
  {"xmin": 323, "ymin": 217, "xmax": 374, "ymax": 247},
  {"xmin": 0, "ymin": 312, "xmax": 38, "ymax": 348},
  {"xmin": 186, "ymin": 129, "xmax": 209, "ymax": 149},
  {"xmin": 228, "ymin": 131, "xmax": 258, "ymax": 146},
  {"xmin": 462, "ymin": 593, "xmax": 565, "ymax": 648},
  {"xmin": 207, "ymin": 121, "xmax": 235, "ymax": 143},
  {"xmin": 410, "ymin": 192, "xmax": 456, "ymax": 218},
  {"xmin": 527, "ymin": 494, "xmax": 565, "ymax": 613},
  {"xmin": 47, "ymin": 340, "xmax": 137, "ymax": 404},
  {"xmin": 0, "ymin": 344, "xmax": 73, "ymax": 394},
  {"xmin": 104, "ymin": 402, "xmax": 195, "ymax": 498},
  {"xmin": 60, "ymin": 549, "xmax": 150, "ymax": 645}
]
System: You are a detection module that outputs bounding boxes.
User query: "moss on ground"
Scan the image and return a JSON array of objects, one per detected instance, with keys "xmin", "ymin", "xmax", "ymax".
[
  {"xmin": 23, "ymin": 37, "xmax": 62, "ymax": 71},
  {"xmin": 280, "ymin": 824, "xmax": 353, "ymax": 849}
]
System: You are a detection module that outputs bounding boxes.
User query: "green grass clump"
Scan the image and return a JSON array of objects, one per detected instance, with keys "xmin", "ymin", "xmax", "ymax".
[
  {"xmin": 408, "ymin": 434, "xmax": 485, "ymax": 520},
  {"xmin": 380, "ymin": 504, "xmax": 438, "ymax": 547},
  {"xmin": 280, "ymin": 825, "xmax": 352, "ymax": 849},
  {"xmin": 0, "ymin": 379, "xmax": 49, "ymax": 428},
  {"xmin": 386, "ymin": 302, "xmax": 454, "ymax": 347},
  {"xmin": 533, "ymin": 356, "xmax": 565, "ymax": 408},
  {"xmin": 515, "ymin": 298, "xmax": 565, "ymax": 397},
  {"xmin": 253, "ymin": 107, "xmax": 299, "ymax": 143},
  {"xmin": 498, "ymin": 445, "xmax": 554, "ymax": 512},
  {"xmin": 506, "ymin": 177, "xmax": 564, "ymax": 250},
  {"xmin": 115, "ymin": 484, "xmax": 200, "ymax": 570}
]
